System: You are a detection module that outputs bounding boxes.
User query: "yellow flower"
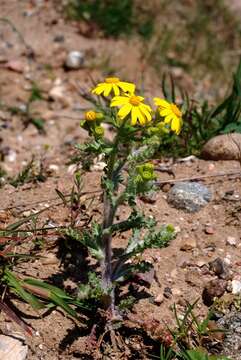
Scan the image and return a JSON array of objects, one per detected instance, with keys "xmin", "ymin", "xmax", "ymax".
[
  {"xmin": 154, "ymin": 98, "xmax": 182, "ymax": 134},
  {"xmin": 92, "ymin": 77, "xmax": 135, "ymax": 97},
  {"xmin": 111, "ymin": 93, "xmax": 152, "ymax": 126}
]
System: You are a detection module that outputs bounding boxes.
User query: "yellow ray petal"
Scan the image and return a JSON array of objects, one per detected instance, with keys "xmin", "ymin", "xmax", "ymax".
[
  {"xmin": 140, "ymin": 104, "xmax": 152, "ymax": 122},
  {"xmin": 118, "ymin": 103, "xmax": 132, "ymax": 119},
  {"xmin": 136, "ymin": 107, "xmax": 146, "ymax": 126},
  {"xmin": 118, "ymin": 82, "xmax": 135, "ymax": 94},
  {"xmin": 141, "ymin": 103, "xmax": 152, "ymax": 113},
  {"xmin": 111, "ymin": 96, "xmax": 130, "ymax": 107},
  {"xmin": 171, "ymin": 116, "xmax": 181, "ymax": 134},
  {"xmin": 92, "ymin": 83, "xmax": 106, "ymax": 95},
  {"xmin": 159, "ymin": 108, "xmax": 172, "ymax": 117},
  {"xmin": 113, "ymin": 84, "xmax": 120, "ymax": 96},
  {"xmin": 164, "ymin": 114, "xmax": 173, "ymax": 124},
  {"xmin": 103, "ymin": 84, "xmax": 112, "ymax": 97},
  {"xmin": 131, "ymin": 107, "xmax": 138, "ymax": 125},
  {"xmin": 154, "ymin": 98, "xmax": 170, "ymax": 108}
]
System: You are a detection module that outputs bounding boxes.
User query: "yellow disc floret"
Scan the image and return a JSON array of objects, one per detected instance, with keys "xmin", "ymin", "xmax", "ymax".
[
  {"xmin": 129, "ymin": 95, "xmax": 141, "ymax": 106},
  {"xmin": 105, "ymin": 77, "xmax": 120, "ymax": 84}
]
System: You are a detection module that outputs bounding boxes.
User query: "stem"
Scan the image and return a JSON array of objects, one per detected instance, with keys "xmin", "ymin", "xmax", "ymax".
[{"xmin": 100, "ymin": 131, "xmax": 121, "ymax": 315}]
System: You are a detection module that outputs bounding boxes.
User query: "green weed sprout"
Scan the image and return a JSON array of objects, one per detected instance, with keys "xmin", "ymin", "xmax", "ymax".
[{"xmin": 76, "ymin": 77, "xmax": 182, "ymax": 320}]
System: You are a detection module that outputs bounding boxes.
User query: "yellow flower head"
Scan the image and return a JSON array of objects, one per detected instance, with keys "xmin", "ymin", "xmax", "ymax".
[
  {"xmin": 84, "ymin": 110, "xmax": 103, "ymax": 122},
  {"xmin": 154, "ymin": 98, "xmax": 182, "ymax": 135},
  {"xmin": 85, "ymin": 110, "xmax": 97, "ymax": 121},
  {"xmin": 111, "ymin": 93, "xmax": 152, "ymax": 126},
  {"xmin": 92, "ymin": 77, "xmax": 135, "ymax": 97}
]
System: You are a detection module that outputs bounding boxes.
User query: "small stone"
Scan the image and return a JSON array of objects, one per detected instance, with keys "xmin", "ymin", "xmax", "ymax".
[
  {"xmin": 202, "ymin": 279, "xmax": 227, "ymax": 306},
  {"xmin": 4, "ymin": 59, "xmax": 25, "ymax": 73},
  {"xmin": 226, "ymin": 236, "xmax": 237, "ymax": 247},
  {"xmin": 167, "ymin": 181, "xmax": 211, "ymax": 212},
  {"xmin": 196, "ymin": 260, "xmax": 206, "ymax": 267},
  {"xmin": 205, "ymin": 225, "xmax": 215, "ymax": 235},
  {"xmin": 22, "ymin": 210, "xmax": 32, "ymax": 217},
  {"xmin": 90, "ymin": 161, "xmax": 107, "ymax": 171},
  {"xmin": 180, "ymin": 237, "xmax": 197, "ymax": 251},
  {"xmin": 162, "ymin": 183, "xmax": 171, "ymax": 193},
  {"xmin": 140, "ymin": 191, "xmax": 157, "ymax": 204},
  {"xmin": 163, "ymin": 287, "xmax": 172, "ymax": 299},
  {"xmin": 209, "ymin": 257, "xmax": 232, "ymax": 280},
  {"xmin": 48, "ymin": 164, "xmax": 59, "ymax": 174},
  {"xmin": 49, "ymin": 83, "xmax": 71, "ymax": 107},
  {"xmin": 6, "ymin": 150, "xmax": 17, "ymax": 163},
  {"xmin": 172, "ymin": 288, "xmax": 181, "ymax": 296},
  {"xmin": 42, "ymin": 253, "xmax": 59, "ymax": 265},
  {"xmin": 53, "ymin": 34, "xmax": 65, "ymax": 43},
  {"xmin": 65, "ymin": 50, "xmax": 85, "ymax": 69},
  {"xmin": 232, "ymin": 279, "xmax": 241, "ymax": 295},
  {"xmin": 154, "ymin": 292, "xmax": 164, "ymax": 305},
  {"xmin": 208, "ymin": 163, "xmax": 215, "ymax": 171}
]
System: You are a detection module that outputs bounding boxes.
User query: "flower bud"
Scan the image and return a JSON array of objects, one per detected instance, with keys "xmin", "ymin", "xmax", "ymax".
[{"xmin": 85, "ymin": 110, "xmax": 97, "ymax": 121}]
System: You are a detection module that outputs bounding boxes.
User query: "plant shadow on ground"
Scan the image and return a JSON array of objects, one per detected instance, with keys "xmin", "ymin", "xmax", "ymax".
[{"xmin": 44, "ymin": 235, "xmax": 156, "ymax": 357}]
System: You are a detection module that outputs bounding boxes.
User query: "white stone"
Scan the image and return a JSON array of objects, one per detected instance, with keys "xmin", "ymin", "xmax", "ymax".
[
  {"xmin": 226, "ymin": 236, "xmax": 237, "ymax": 247},
  {"xmin": 0, "ymin": 335, "xmax": 28, "ymax": 360},
  {"xmin": 65, "ymin": 51, "xmax": 84, "ymax": 69},
  {"xmin": 232, "ymin": 279, "xmax": 241, "ymax": 294}
]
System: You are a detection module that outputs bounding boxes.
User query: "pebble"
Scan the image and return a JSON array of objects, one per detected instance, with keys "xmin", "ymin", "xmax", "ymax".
[
  {"xmin": 163, "ymin": 287, "xmax": 172, "ymax": 299},
  {"xmin": 48, "ymin": 164, "xmax": 59, "ymax": 174},
  {"xmin": 167, "ymin": 181, "xmax": 211, "ymax": 212},
  {"xmin": 209, "ymin": 257, "xmax": 232, "ymax": 280},
  {"xmin": 232, "ymin": 279, "xmax": 241, "ymax": 295},
  {"xmin": 204, "ymin": 225, "xmax": 215, "ymax": 235},
  {"xmin": 202, "ymin": 279, "xmax": 227, "ymax": 306},
  {"xmin": 226, "ymin": 236, "xmax": 237, "ymax": 247},
  {"xmin": 65, "ymin": 50, "xmax": 85, "ymax": 69},
  {"xmin": 154, "ymin": 292, "xmax": 164, "ymax": 305},
  {"xmin": 6, "ymin": 150, "xmax": 17, "ymax": 163},
  {"xmin": 140, "ymin": 191, "xmax": 157, "ymax": 204},
  {"xmin": 90, "ymin": 161, "xmax": 107, "ymax": 171},
  {"xmin": 42, "ymin": 253, "xmax": 59, "ymax": 265},
  {"xmin": 180, "ymin": 237, "xmax": 197, "ymax": 251},
  {"xmin": 22, "ymin": 210, "xmax": 32, "ymax": 217}
]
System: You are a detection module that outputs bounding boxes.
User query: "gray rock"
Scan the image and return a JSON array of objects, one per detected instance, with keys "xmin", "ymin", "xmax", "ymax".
[
  {"xmin": 201, "ymin": 133, "xmax": 241, "ymax": 161},
  {"xmin": 218, "ymin": 312, "xmax": 241, "ymax": 359},
  {"xmin": 167, "ymin": 181, "xmax": 211, "ymax": 212},
  {"xmin": 65, "ymin": 51, "xmax": 84, "ymax": 69},
  {"xmin": 0, "ymin": 335, "xmax": 28, "ymax": 360}
]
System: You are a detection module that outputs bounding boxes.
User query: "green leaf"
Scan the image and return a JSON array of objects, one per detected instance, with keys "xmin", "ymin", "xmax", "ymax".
[{"xmin": 4, "ymin": 270, "xmax": 44, "ymax": 310}]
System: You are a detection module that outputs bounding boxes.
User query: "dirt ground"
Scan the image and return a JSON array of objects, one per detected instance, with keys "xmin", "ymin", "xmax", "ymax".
[{"xmin": 0, "ymin": 1, "xmax": 241, "ymax": 359}]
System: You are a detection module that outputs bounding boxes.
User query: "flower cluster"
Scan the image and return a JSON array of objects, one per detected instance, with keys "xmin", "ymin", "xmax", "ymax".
[
  {"xmin": 136, "ymin": 162, "xmax": 156, "ymax": 182},
  {"xmin": 84, "ymin": 77, "xmax": 183, "ymax": 134}
]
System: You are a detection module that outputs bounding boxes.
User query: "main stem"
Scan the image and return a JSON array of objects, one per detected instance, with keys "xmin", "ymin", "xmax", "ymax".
[
  {"xmin": 101, "ymin": 134, "xmax": 120, "ymax": 316},
  {"xmin": 101, "ymin": 193, "xmax": 115, "ymax": 317}
]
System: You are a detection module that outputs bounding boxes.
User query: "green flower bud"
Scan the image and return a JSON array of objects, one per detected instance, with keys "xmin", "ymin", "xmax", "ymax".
[{"xmin": 94, "ymin": 125, "xmax": 104, "ymax": 137}]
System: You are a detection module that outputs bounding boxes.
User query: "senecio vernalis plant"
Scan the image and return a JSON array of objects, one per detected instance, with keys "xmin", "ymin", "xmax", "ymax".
[{"xmin": 76, "ymin": 77, "xmax": 182, "ymax": 319}]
